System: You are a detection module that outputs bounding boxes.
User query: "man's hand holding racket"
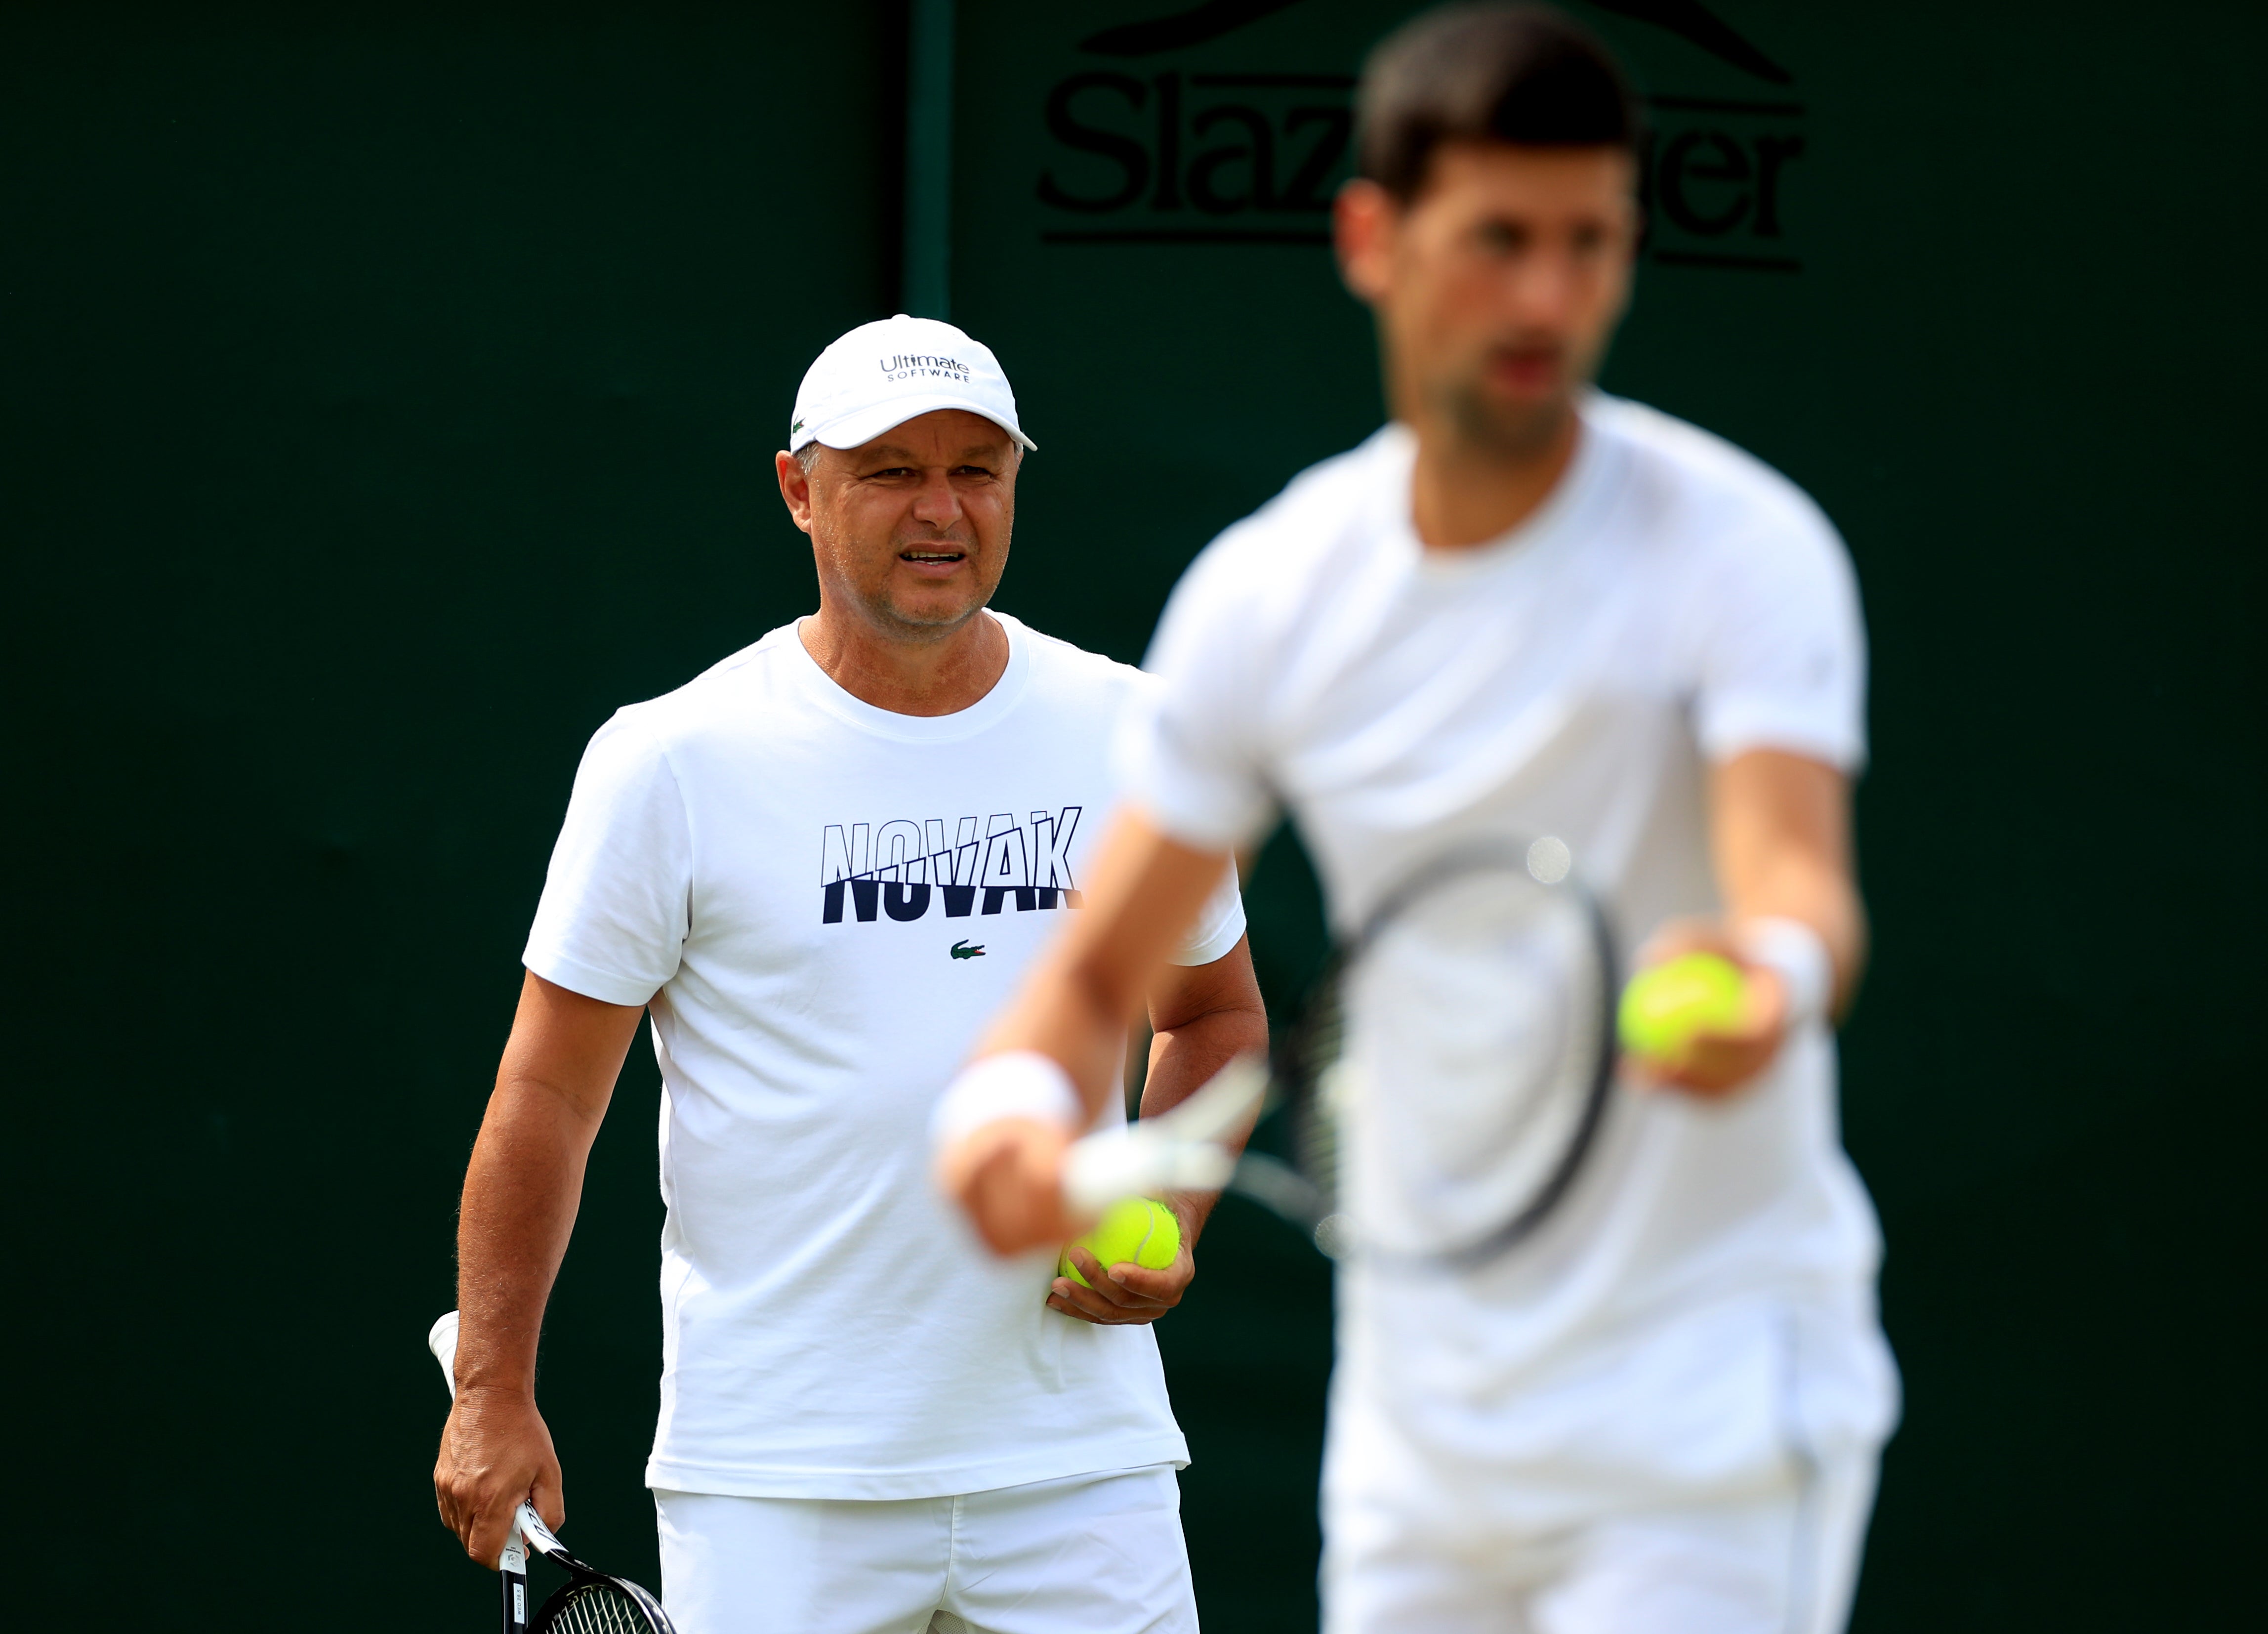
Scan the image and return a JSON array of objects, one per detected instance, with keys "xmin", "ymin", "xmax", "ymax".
[{"xmin": 435, "ymin": 1371, "xmax": 567, "ymax": 1571}]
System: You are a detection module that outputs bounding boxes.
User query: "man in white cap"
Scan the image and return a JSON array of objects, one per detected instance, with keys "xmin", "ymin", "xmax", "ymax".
[{"xmin": 432, "ymin": 315, "xmax": 1264, "ymax": 1634}]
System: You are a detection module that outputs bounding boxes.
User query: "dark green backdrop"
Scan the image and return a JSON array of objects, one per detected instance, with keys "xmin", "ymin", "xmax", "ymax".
[{"xmin": 2, "ymin": 2, "xmax": 2258, "ymax": 1628}]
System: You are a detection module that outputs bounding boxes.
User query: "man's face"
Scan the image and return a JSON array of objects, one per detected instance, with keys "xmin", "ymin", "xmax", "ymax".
[
  {"xmin": 1339, "ymin": 142, "xmax": 1639, "ymax": 456},
  {"xmin": 776, "ymin": 409, "xmax": 1020, "ymax": 641}
]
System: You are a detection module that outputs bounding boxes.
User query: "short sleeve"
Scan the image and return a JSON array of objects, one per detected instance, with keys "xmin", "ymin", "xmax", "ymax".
[
  {"xmin": 1691, "ymin": 508, "xmax": 1869, "ymax": 773},
  {"xmin": 1167, "ymin": 855, "xmax": 1247, "ymax": 968},
  {"xmin": 522, "ymin": 712, "xmax": 693, "ymax": 1006},
  {"xmin": 1115, "ymin": 546, "xmax": 1280, "ymax": 852}
]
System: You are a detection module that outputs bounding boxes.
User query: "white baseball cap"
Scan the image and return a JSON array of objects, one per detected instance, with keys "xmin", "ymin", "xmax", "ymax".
[{"xmin": 788, "ymin": 314, "xmax": 1036, "ymax": 455}]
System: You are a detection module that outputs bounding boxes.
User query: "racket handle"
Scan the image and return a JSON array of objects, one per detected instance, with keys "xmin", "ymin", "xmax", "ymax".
[
  {"xmin": 515, "ymin": 1502, "xmax": 565, "ymax": 1558},
  {"xmin": 1063, "ymin": 1127, "xmax": 1237, "ymax": 1215},
  {"xmin": 429, "ymin": 1310, "xmax": 462, "ymax": 1401}
]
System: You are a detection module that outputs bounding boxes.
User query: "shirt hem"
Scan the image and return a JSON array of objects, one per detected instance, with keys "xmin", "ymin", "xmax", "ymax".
[
  {"xmin": 1128, "ymin": 786, "xmax": 1267, "ymax": 860},
  {"xmin": 1167, "ymin": 899, "xmax": 1247, "ymax": 968},
  {"xmin": 644, "ymin": 1433, "xmax": 1193, "ymax": 1501},
  {"xmin": 523, "ymin": 944, "xmax": 664, "ymax": 1008},
  {"xmin": 1697, "ymin": 715, "xmax": 1866, "ymax": 775}
]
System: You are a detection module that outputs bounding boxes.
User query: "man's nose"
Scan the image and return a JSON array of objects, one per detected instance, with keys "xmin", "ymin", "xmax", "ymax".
[
  {"xmin": 910, "ymin": 471, "xmax": 963, "ymax": 527},
  {"xmin": 1501, "ymin": 248, "xmax": 1582, "ymax": 327}
]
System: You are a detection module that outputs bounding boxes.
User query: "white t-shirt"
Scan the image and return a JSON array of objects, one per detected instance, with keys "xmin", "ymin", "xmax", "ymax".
[
  {"xmin": 1120, "ymin": 395, "xmax": 1898, "ymax": 1515},
  {"xmin": 525, "ymin": 612, "xmax": 1246, "ymax": 1501}
]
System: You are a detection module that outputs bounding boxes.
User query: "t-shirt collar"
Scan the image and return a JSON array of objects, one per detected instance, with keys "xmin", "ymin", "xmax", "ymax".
[
  {"xmin": 783, "ymin": 609, "xmax": 1032, "ymax": 743},
  {"xmin": 1386, "ymin": 392, "xmax": 1621, "ymax": 581}
]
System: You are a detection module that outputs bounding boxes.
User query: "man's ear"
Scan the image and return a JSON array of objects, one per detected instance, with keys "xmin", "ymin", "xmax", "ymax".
[
  {"xmin": 1335, "ymin": 178, "xmax": 1398, "ymax": 304},
  {"xmin": 775, "ymin": 449, "xmax": 817, "ymax": 535}
]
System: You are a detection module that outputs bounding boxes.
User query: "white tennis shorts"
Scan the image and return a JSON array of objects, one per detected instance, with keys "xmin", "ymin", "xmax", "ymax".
[
  {"xmin": 655, "ymin": 1464, "xmax": 1199, "ymax": 1634},
  {"xmin": 1321, "ymin": 1287, "xmax": 1896, "ymax": 1634},
  {"xmin": 1324, "ymin": 1449, "xmax": 1878, "ymax": 1634}
]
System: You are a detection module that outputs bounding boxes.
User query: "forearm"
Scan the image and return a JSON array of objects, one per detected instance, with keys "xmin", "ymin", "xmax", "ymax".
[
  {"xmin": 981, "ymin": 957, "xmax": 1142, "ymax": 1121},
  {"xmin": 1710, "ymin": 750, "xmax": 1868, "ymax": 1020},
  {"xmin": 1724, "ymin": 859, "xmax": 1867, "ymax": 1018},
  {"xmin": 454, "ymin": 1077, "xmax": 602, "ymax": 1397},
  {"xmin": 437, "ymin": 973, "xmax": 640, "ymax": 1561},
  {"xmin": 943, "ymin": 816, "xmax": 1243, "ymax": 1255},
  {"xmin": 975, "ymin": 811, "xmax": 1235, "ymax": 1119}
]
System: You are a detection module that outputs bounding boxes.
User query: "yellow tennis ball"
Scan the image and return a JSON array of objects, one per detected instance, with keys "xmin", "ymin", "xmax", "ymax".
[
  {"xmin": 1618, "ymin": 952, "xmax": 1748, "ymax": 1064},
  {"xmin": 1060, "ymin": 1198, "xmax": 1181, "ymax": 1289}
]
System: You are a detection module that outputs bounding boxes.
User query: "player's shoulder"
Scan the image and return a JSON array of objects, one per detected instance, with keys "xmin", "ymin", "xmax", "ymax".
[
  {"xmin": 1170, "ymin": 424, "xmax": 1411, "ymax": 621},
  {"xmin": 587, "ymin": 623, "xmax": 804, "ymax": 758},
  {"xmin": 1215, "ymin": 422, "xmax": 1408, "ymax": 559},
  {"xmin": 1591, "ymin": 393, "xmax": 1843, "ymax": 559},
  {"xmin": 1002, "ymin": 611, "xmax": 1154, "ymax": 708}
]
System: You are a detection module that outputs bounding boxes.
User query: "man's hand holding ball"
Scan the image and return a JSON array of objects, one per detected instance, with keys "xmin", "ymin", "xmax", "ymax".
[
  {"xmin": 1049, "ymin": 1197, "xmax": 1195, "ymax": 1327},
  {"xmin": 1618, "ymin": 917, "xmax": 1832, "ymax": 1097}
]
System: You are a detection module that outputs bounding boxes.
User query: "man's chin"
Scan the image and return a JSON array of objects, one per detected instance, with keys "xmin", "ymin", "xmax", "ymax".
[
  {"xmin": 1451, "ymin": 386, "xmax": 1576, "ymax": 458},
  {"xmin": 868, "ymin": 593, "xmax": 989, "ymax": 639}
]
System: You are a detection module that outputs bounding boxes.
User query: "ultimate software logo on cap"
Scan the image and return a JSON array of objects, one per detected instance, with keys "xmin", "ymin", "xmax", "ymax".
[{"xmin": 790, "ymin": 315, "xmax": 1036, "ymax": 454}]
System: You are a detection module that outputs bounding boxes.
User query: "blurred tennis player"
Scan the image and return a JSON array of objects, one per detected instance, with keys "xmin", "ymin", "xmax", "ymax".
[
  {"xmin": 936, "ymin": 7, "xmax": 1898, "ymax": 1632},
  {"xmin": 434, "ymin": 315, "xmax": 1263, "ymax": 1634}
]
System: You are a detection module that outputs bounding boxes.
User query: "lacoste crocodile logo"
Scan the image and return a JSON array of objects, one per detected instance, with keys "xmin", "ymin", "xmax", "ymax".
[{"xmin": 951, "ymin": 940, "xmax": 986, "ymax": 960}]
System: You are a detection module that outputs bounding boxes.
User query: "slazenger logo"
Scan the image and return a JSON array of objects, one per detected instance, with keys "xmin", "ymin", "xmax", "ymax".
[
  {"xmin": 878, "ymin": 352, "xmax": 971, "ymax": 384},
  {"xmin": 1042, "ymin": 0, "xmax": 1808, "ymax": 273},
  {"xmin": 821, "ymin": 807, "xmax": 1084, "ymax": 925}
]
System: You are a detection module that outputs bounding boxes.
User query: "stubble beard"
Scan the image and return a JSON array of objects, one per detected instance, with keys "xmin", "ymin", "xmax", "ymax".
[
  {"xmin": 847, "ymin": 531, "xmax": 995, "ymax": 646},
  {"xmin": 1435, "ymin": 367, "xmax": 1578, "ymax": 463}
]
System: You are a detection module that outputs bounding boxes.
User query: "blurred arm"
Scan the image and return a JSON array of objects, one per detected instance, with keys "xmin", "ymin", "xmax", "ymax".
[
  {"xmin": 1712, "ymin": 747, "xmax": 1867, "ymax": 1016},
  {"xmin": 1645, "ymin": 748, "xmax": 1866, "ymax": 1095},
  {"xmin": 984, "ymin": 810, "xmax": 1240, "ymax": 1112},
  {"xmin": 940, "ymin": 809, "xmax": 1237, "ymax": 1253},
  {"xmin": 1048, "ymin": 934, "xmax": 1268, "ymax": 1324}
]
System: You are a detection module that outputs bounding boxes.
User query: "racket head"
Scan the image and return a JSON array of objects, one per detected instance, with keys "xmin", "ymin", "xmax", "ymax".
[
  {"xmin": 1269, "ymin": 838, "xmax": 1617, "ymax": 1267},
  {"xmin": 517, "ymin": 1509, "xmax": 678, "ymax": 1634},
  {"xmin": 533, "ymin": 1570, "xmax": 677, "ymax": 1634}
]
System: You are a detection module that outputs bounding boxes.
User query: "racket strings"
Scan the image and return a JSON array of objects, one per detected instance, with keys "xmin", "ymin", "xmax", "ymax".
[
  {"xmin": 545, "ymin": 1582, "xmax": 660, "ymax": 1634},
  {"xmin": 1288, "ymin": 977, "xmax": 1348, "ymax": 1218},
  {"xmin": 1332, "ymin": 864, "xmax": 1613, "ymax": 1258}
]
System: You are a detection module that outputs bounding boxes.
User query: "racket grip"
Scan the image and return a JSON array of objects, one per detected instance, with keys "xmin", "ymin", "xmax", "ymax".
[
  {"xmin": 429, "ymin": 1310, "xmax": 461, "ymax": 1401},
  {"xmin": 1063, "ymin": 1128, "xmax": 1237, "ymax": 1215}
]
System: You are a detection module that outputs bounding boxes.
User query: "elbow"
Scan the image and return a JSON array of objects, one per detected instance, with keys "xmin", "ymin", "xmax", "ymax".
[{"xmin": 1225, "ymin": 996, "xmax": 1272, "ymax": 1059}]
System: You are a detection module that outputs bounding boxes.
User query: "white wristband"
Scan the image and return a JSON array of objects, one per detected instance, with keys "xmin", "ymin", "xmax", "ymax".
[
  {"xmin": 1738, "ymin": 917, "xmax": 1834, "ymax": 1030},
  {"xmin": 932, "ymin": 1050, "xmax": 1084, "ymax": 1148}
]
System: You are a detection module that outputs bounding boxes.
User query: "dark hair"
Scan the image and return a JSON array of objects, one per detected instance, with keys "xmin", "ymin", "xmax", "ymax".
[{"xmin": 1357, "ymin": 3, "xmax": 1642, "ymax": 202}]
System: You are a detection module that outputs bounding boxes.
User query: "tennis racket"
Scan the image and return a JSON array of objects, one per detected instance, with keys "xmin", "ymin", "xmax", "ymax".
[
  {"xmin": 1066, "ymin": 837, "xmax": 1617, "ymax": 1268},
  {"xmin": 429, "ymin": 1311, "xmax": 678, "ymax": 1634}
]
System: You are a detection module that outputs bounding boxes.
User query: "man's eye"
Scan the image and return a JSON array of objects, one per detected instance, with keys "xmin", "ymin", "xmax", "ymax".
[
  {"xmin": 1476, "ymin": 222, "xmax": 1527, "ymax": 253},
  {"xmin": 953, "ymin": 466, "xmax": 995, "ymax": 479}
]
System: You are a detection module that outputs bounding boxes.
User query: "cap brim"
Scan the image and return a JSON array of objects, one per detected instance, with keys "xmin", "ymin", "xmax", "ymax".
[{"xmin": 792, "ymin": 392, "xmax": 1036, "ymax": 455}]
